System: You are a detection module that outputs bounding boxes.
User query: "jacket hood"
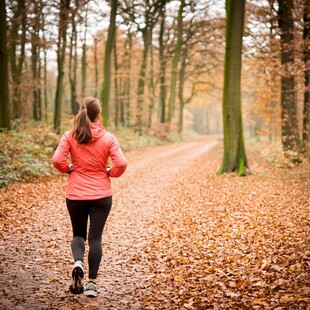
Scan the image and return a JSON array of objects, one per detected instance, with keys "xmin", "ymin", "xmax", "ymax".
[{"xmin": 90, "ymin": 122, "xmax": 106, "ymax": 141}]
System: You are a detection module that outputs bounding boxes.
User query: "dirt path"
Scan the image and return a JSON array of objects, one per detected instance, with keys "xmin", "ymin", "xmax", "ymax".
[{"xmin": 0, "ymin": 136, "xmax": 220, "ymax": 309}]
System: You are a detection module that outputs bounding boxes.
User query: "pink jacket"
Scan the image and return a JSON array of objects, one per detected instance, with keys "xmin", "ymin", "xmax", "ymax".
[{"xmin": 52, "ymin": 122, "xmax": 128, "ymax": 200}]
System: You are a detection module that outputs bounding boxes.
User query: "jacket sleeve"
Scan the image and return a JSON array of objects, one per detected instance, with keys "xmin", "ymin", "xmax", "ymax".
[
  {"xmin": 108, "ymin": 136, "xmax": 128, "ymax": 178},
  {"xmin": 52, "ymin": 132, "xmax": 72, "ymax": 173}
]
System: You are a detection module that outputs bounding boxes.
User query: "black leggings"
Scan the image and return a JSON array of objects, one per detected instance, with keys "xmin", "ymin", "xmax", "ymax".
[{"xmin": 66, "ymin": 196, "xmax": 112, "ymax": 279}]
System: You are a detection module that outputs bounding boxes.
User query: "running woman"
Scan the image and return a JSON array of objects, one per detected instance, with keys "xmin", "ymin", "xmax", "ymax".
[{"xmin": 52, "ymin": 96, "xmax": 128, "ymax": 297}]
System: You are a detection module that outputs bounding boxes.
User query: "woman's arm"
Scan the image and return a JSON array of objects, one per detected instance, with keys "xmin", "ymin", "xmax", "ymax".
[
  {"xmin": 108, "ymin": 136, "xmax": 128, "ymax": 178},
  {"xmin": 52, "ymin": 132, "xmax": 72, "ymax": 173}
]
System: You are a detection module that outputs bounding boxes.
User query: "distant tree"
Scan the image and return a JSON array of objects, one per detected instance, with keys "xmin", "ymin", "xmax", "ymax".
[
  {"xmin": 134, "ymin": 0, "xmax": 166, "ymax": 135},
  {"xmin": 277, "ymin": 0, "xmax": 301, "ymax": 154},
  {"xmin": 302, "ymin": 0, "xmax": 310, "ymax": 158},
  {"xmin": 43, "ymin": 32, "xmax": 49, "ymax": 122},
  {"xmin": 0, "ymin": 0, "xmax": 11, "ymax": 130},
  {"xmin": 167, "ymin": 0, "xmax": 185, "ymax": 124},
  {"xmin": 218, "ymin": 0, "xmax": 248, "ymax": 176},
  {"xmin": 30, "ymin": 0, "xmax": 42, "ymax": 121},
  {"xmin": 93, "ymin": 34, "xmax": 99, "ymax": 98},
  {"xmin": 8, "ymin": 0, "xmax": 26, "ymax": 120},
  {"xmin": 81, "ymin": 6, "xmax": 88, "ymax": 97},
  {"xmin": 101, "ymin": 0, "xmax": 117, "ymax": 127},
  {"xmin": 54, "ymin": 0, "xmax": 71, "ymax": 133},
  {"xmin": 114, "ymin": 35, "xmax": 120, "ymax": 128},
  {"xmin": 159, "ymin": 5, "xmax": 167, "ymax": 123},
  {"xmin": 118, "ymin": 1, "xmax": 134, "ymax": 127},
  {"xmin": 69, "ymin": 6, "xmax": 79, "ymax": 115}
]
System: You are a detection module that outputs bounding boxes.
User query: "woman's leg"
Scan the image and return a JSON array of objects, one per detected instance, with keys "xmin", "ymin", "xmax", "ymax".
[
  {"xmin": 66, "ymin": 198, "xmax": 89, "ymax": 263},
  {"xmin": 88, "ymin": 196, "xmax": 112, "ymax": 279}
]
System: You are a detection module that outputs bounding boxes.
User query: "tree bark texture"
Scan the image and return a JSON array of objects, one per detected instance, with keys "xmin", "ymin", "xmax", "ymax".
[
  {"xmin": 167, "ymin": 0, "xmax": 185, "ymax": 124},
  {"xmin": 54, "ymin": 0, "xmax": 71, "ymax": 133},
  {"xmin": 94, "ymin": 36, "xmax": 99, "ymax": 98},
  {"xmin": 278, "ymin": 0, "xmax": 301, "ymax": 153},
  {"xmin": 303, "ymin": 0, "xmax": 310, "ymax": 158},
  {"xmin": 178, "ymin": 45, "xmax": 188, "ymax": 134},
  {"xmin": 135, "ymin": 27, "xmax": 150, "ymax": 135},
  {"xmin": 9, "ymin": 0, "xmax": 26, "ymax": 120},
  {"xmin": 81, "ymin": 9, "xmax": 88, "ymax": 97},
  {"xmin": 125, "ymin": 32, "xmax": 132, "ymax": 127},
  {"xmin": 159, "ymin": 7, "xmax": 167, "ymax": 123},
  {"xmin": 69, "ymin": 12, "xmax": 79, "ymax": 116},
  {"xmin": 101, "ymin": 0, "xmax": 117, "ymax": 127},
  {"xmin": 218, "ymin": 0, "xmax": 248, "ymax": 176},
  {"xmin": 31, "ymin": 1, "xmax": 41, "ymax": 121},
  {"xmin": 148, "ymin": 32, "xmax": 155, "ymax": 129},
  {"xmin": 0, "ymin": 0, "xmax": 11, "ymax": 130},
  {"xmin": 114, "ymin": 37, "xmax": 120, "ymax": 128}
]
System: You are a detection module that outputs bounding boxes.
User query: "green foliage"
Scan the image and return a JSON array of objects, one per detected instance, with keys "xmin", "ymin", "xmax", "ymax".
[
  {"xmin": 0, "ymin": 123, "xmax": 58, "ymax": 188},
  {"xmin": 0, "ymin": 118, "xmax": 194, "ymax": 188}
]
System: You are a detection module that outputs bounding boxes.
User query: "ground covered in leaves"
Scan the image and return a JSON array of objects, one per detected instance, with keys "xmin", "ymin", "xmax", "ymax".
[{"xmin": 0, "ymin": 136, "xmax": 309, "ymax": 309}]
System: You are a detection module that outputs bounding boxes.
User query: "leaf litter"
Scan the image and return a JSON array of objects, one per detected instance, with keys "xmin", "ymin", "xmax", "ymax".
[{"xmin": 0, "ymin": 137, "xmax": 309, "ymax": 309}]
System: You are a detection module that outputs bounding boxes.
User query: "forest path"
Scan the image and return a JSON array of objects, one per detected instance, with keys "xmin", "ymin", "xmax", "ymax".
[{"xmin": 0, "ymin": 135, "xmax": 220, "ymax": 310}]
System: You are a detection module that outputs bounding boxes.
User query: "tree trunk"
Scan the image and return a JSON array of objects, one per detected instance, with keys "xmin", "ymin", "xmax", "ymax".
[
  {"xmin": 218, "ymin": 0, "xmax": 248, "ymax": 176},
  {"xmin": 93, "ymin": 35, "xmax": 99, "ymax": 97},
  {"xmin": 148, "ymin": 32, "xmax": 155, "ymax": 129},
  {"xmin": 69, "ymin": 12, "xmax": 79, "ymax": 116},
  {"xmin": 43, "ymin": 34, "xmax": 49, "ymax": 123},
  {"xmin": 31, "ymin": 2, "xmax": 40, "ymax": 121},
  {"xmin": 167, "ymin": 0, "xmax": 185, "ymax": 124},
  {"xmin": 278, "ymin": 0, "xmax": 301, "ymax": 154},
  {"xmin": 9, "ymin": 0, "xmax": 26, "ymax": 120},
  {"xmin": 54, "ymin": 0, "xmax": 71, "ymax": 133},
  {"xmin": 0, "ymin": 0, "xmax": 10, "ymax": 130},
  {"xmin": 135, "ymin": 28, "xmax": 150, "ymax": 135},
  {"xmin": 302, "ymin": 0, "xmax": 310, "ymax": 158},
  {"xmin": 178, "ymin": 46, "xmax": 187, "ymax": 134},
  {"xmin": 159, "ymin": 7, "xmax": 167, "ymax": 123},
  {"xmin": 114, "ymin": 37, "xmax": 120, "ymax": 128},
  {"xmin": 81, "ymin": 10, "xmax": 87, "ymax": 97},
  {"xmin": 125, "ymin": 31, "xmax": 132, "ymax": 127},
  {"xmin": 101, "ymin": 0, "xmax": 117, "ymax": 127}
]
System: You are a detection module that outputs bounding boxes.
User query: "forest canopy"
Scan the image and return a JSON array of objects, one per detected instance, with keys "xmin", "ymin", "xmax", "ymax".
[{"xmin": 0, "ymin": 0, "xmax": 309, "ymax": 160}]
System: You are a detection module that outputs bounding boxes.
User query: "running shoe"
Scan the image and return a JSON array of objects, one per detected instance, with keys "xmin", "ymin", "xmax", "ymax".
[
  {"xmin": 69, "ymin": 260, "xmax": 84, "ymax": 294},
  {"xmin": 84, "ymin": 281, "xmax": 97, "ymax": 297}
]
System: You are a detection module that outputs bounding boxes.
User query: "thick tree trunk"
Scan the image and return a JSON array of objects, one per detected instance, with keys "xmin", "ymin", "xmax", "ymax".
[
  {"xmin": 0, "ymin": 0, "xmax": 10, "ymax": 130},
  {"xmin": 54, "ymin": 0, "xmax": 71, "ymax": 133},
  {"xmin": 101, "ymin": 0, "xmax": 117, "ymax": 127},
  {"xmin": 302, "ymin": 0, "xmax": 310, "ymax": 158},
  {"xmin": 167, "ymin": 0, "xmax": 185, "ymax": 123},
  {"xmin": 218, "ymin": 0, "xmax": 248, "ymax": 176},
  {"xmin": 278, "ymin": 0, "xmax": 301, "ymax": 154}
]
